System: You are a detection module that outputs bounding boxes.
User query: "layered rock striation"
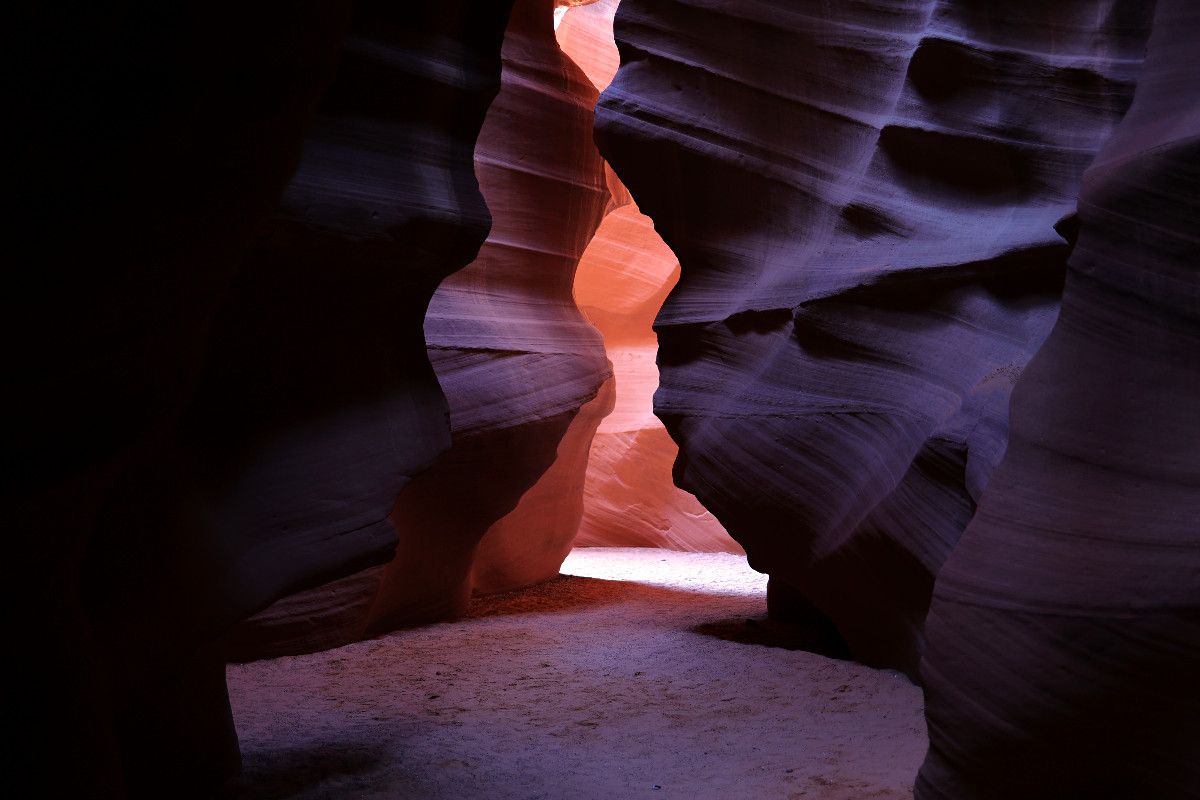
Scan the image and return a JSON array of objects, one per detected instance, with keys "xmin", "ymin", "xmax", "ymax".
[
  {"xmin": 572, "ymin": 196, "xmax": 738, "ymax": 552},
  {"xmin": 226, "ymin": 0, "xmax": 613, "ymax": 659},
  {"xmin": 917, "ymin": 1, "xmax": 1200, "ymax": 796},
  {"xmin": 596, "ymin": 0, "xmax": 1153, "ymax": 674},
  {"xmin": 559, "ymin": 0, "xmax": 737, "ymax": 553},
  {"xmin": 412, "ymin": 0, "xmax": 612, "ymax": 604}
]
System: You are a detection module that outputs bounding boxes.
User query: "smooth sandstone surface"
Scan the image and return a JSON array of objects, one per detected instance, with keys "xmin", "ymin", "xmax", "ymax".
[
  {"xmin": 572, "ymin": 204, "xmax": 739, "ymax": 552},
  {"xmin": 228, "ymin": 0, "xmax": 613, "ymax": 659},
  {"xmin": 595, "ymin": 0, "xmax": 1154, "ymax": 675},
  {"xmin": 383, "ymin": 0, "xmax": 613, "ymax": 623},
  {"xmin": 561, "ymin": 0, "xmax": 739, "ymax": 553},
  {"xmin": 917, "ymin": 1, "xmax": 1200, "ymax": 796},
  {"xmin": 556, "ymin": 0, "xmax": 622, "ymax": 94}
]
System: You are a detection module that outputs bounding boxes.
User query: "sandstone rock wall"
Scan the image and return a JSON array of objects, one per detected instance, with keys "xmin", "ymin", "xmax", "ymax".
[
  {"xmin": 414, "ymin": 0, "xmax": 613, "ymax": 603},
  {"xmin": 917, "ymin": 0, "xmax": 1200, "ymax": 795},
  {"xmin": 226, "ymin": 0, "xmax": 614, "ymax": 658},
  {"xmin": 595, "ymin": 0, "xmax": 1153, "ymax": 675},
  {"xmin": 8, "ymin": 2, "xmax": 513, "ymax": 795},
  {"xmin": 572, "ymin": 197, "xmax": 739, "ymax": 552},
  {"xmin": 560, "ymin": 0, "xmax": 738, "ymax": 553}
]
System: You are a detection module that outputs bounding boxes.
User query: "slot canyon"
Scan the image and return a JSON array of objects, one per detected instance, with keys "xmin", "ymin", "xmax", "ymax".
[{"xmin": 8, "ymin": 0, "xmax": 1197, "ymax": 798}]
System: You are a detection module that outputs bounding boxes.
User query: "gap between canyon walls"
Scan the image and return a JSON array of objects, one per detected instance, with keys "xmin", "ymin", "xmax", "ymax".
[{"xmin": 558, "ymin": 0, "xmax": 740, "ymax": 554}]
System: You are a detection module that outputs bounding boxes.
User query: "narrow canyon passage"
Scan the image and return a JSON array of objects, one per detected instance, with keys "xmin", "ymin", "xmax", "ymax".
[
  {"xmin": 227, "ymin": 549, "xmax": 925, "ymax": 800},
  {"xmin": 226, "ymin": 7, "xmax": 928, "ymax": 797},
  {"xmin": 13, "ymin": 0, "xmax": 1196, "ymax": 797},
  {"xmin": 222, "ymin": 5, "xmax": 923, "ymax": 797},
  {"xmin": 564, "ymin": 0, "xmax": 737, "ymax": 554}
]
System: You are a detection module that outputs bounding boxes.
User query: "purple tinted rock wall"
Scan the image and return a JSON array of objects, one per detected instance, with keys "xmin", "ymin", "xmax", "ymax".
[
  {"xmin": 595, "ymin": 0, "xmax": 1152, "ymax": 675},
  {"xmin": 917, "ymin": 1, "xmax": 1200, "ymax": 795}
]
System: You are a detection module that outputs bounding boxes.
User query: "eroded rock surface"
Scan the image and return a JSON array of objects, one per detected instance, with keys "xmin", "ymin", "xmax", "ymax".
[
  {"xmin": 917, "ymin": 1, "xmax": 1200, "ymax": 796},
  {"xmin": 228, "ymin": 0, "xmax": 613, "ymax": 659},
  {"xmin": 413, "ymin": 0, "xmax": 612, "ymax": 607},
  {"xmin": 596, "ymin": 0, "xmax": 1153, "ymax": 674},
  {"xmin": 572, "ymin": 199, "xmax": 738, "ymax": 552},
  {"xmin": 558, "ymin": 0, "xmax": 736, "ymax": 554}
]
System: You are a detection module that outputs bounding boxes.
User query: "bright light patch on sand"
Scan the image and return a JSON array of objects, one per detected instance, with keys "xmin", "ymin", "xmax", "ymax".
[{"xmin": 560, "ymin": 547, "xmax": 769, "ymax": 597}]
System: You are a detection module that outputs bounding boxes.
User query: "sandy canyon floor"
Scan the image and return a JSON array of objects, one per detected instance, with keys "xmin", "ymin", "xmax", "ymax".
[{"xmin": 226, "ymin": 549, "xmax": 927, "ymax": 799}]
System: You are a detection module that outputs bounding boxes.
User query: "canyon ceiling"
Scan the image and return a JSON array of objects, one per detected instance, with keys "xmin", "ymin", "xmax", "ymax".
[{"xmin": 8, "ymin": 0, "xmax": 1197, "ymax": 798}]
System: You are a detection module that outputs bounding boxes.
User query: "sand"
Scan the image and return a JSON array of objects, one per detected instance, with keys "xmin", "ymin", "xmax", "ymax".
[{"xmin": 225, "ymin": 548, "xmax": 927, "ymax": 799}]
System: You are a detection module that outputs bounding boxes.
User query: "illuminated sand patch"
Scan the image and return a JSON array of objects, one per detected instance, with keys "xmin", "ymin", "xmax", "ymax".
[{"xmin": 561, "ymin": 547, "xmax": 767, "ymax": 596}]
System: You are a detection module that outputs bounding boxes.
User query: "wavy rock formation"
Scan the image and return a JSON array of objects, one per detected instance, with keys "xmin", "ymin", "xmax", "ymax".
[
  {"xmin": 412, "ymin": 0, "xmax": 611, "ymax": 606},
  {"xmin": 596, "ymin": 0, "xmax": 1153, "ymax": 674},
  {"xmin": 556, "ymin": 0, "xmax": 622, "ymax": 92},
  {"xmin": 917, "ymin": 2, "xmax": 1200, "ymax": 796},
  {"xmin": 558, "ymin": 0, "xmax": 736, "ymax": 553},
  {"xmin": 227, "ymin": 0, "xmax": 612, "ymax": 659},
  {"xmin": 9, "ymin": 2, "xmax": 512, "ymax": 796},
  {"xmin": 572, "ymin": 199, "xmax": 738, "ymax": 552}
]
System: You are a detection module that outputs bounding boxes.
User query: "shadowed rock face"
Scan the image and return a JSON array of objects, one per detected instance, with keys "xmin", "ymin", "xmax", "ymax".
[
  {"xmin": 917, "ymin": 1, "xmax": 1200, "ymax": 796},
  {"xmin": 595, "ymin": 0, "xmax": 1153, "ymax": 675},
  {"xmin": 9, "ymin": 2, "xmax": 512, "ymax": 796},
  {"xmin": 225, "ymin": 0, "xmax": 613, "ymax": 659}
]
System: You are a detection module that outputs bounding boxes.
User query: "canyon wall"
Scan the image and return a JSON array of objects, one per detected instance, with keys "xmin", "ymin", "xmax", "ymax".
[
  {"xmin": 225, "ymin": 0, "xmax": 613, "ymax": 659},
  {"xmin": 595, "ymin": 0, "xmax": 1154, "ymax": 675},
  {"xmin": 9, "ymin": 2, "xmax": 513, "ymax": 796},
  {"xmin": 377, "ymin": 0, "xmax": 612, "ymax": 616},
  {"xmin": 917, "ymin": 0, "xmax": 1200, "ymax": 796}
]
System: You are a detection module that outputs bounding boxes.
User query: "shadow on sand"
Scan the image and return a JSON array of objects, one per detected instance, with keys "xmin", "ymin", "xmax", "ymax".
[{"xmin": 222, "ymin": 741, "xmax": 386, "ymax": 799}]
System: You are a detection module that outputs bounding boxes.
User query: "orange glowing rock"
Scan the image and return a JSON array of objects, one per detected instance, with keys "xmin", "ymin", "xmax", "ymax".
[
  {"xmin": 558, "ymin": 0, "xmax": 738, "ymax": 554},
  {"xmin": 555, "ymin": 0, "xmax": 620, "ymax": 93},
  {"xmin": 572, "ymin": 197, "xmax": 738, "ymax": 553}
]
